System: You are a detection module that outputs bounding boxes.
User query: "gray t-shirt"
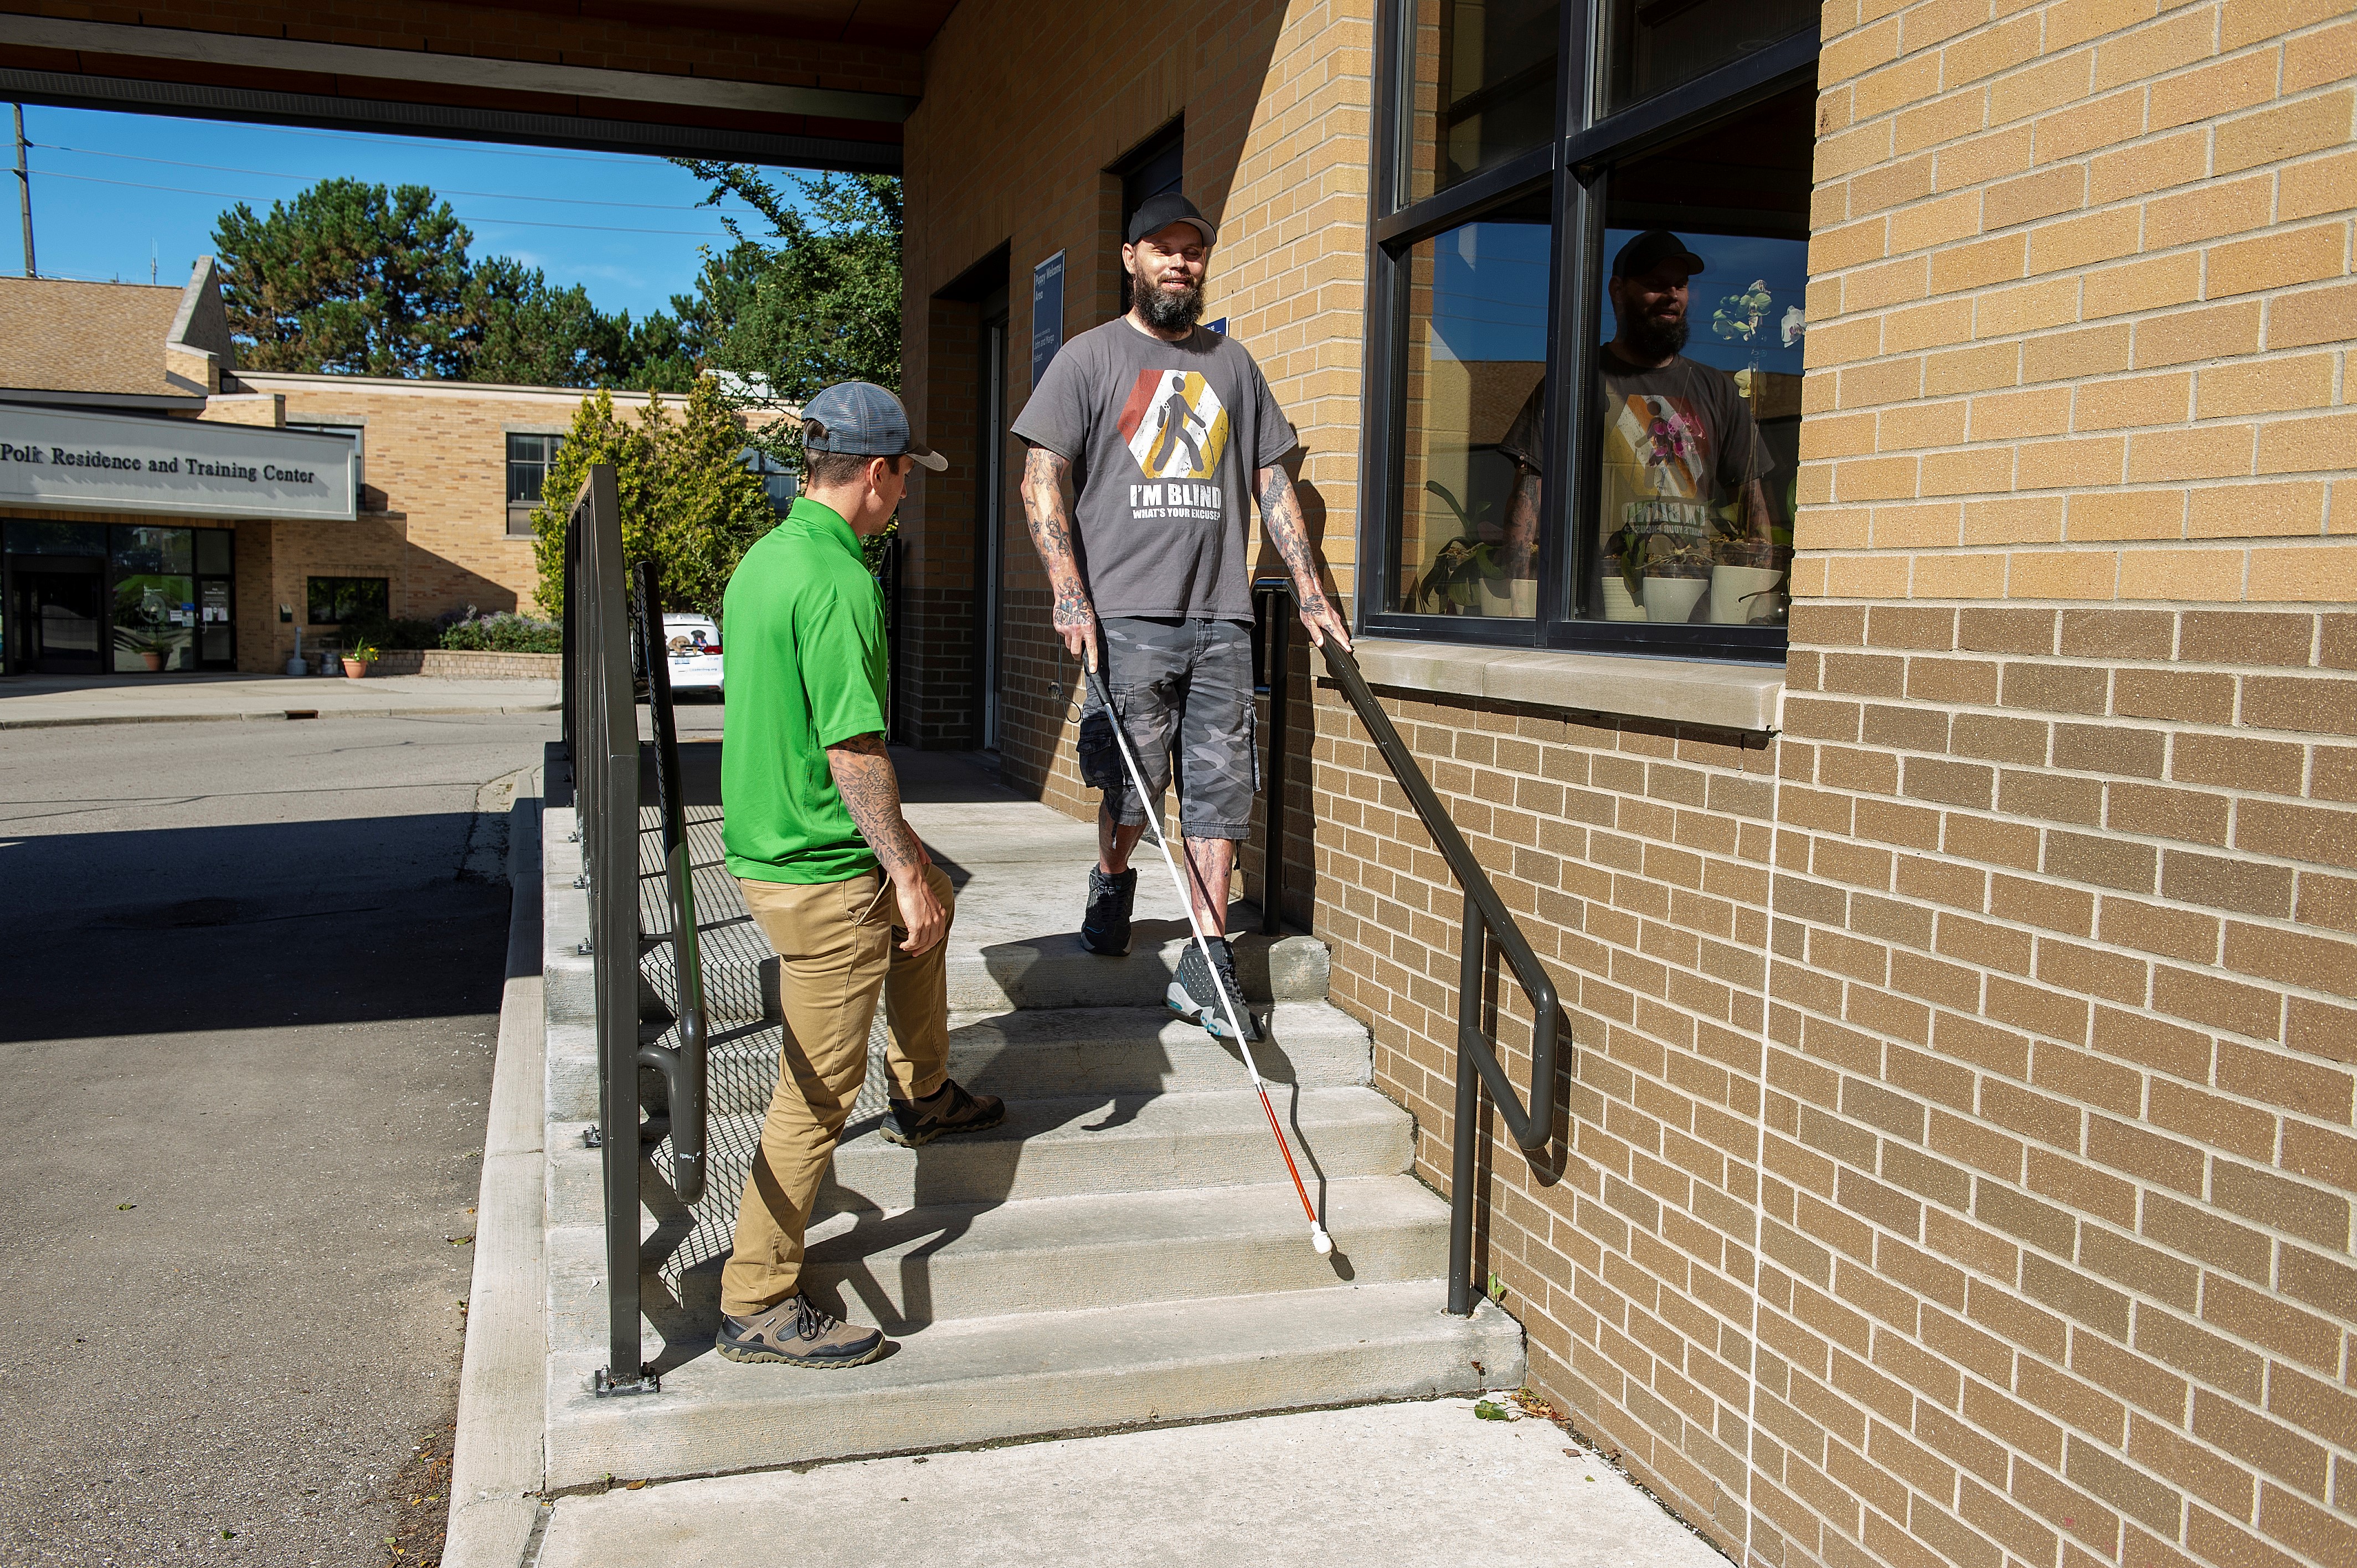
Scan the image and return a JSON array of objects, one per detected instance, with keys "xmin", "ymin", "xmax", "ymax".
[{"xmin": 1011, "ymin": 318, "xmax": 1296, "ymax": 621}]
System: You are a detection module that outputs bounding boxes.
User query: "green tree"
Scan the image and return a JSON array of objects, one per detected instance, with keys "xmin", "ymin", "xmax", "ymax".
[
  {"xmin": 667, "ymin": 166, "xmax": 904, "ymax": 401},
  {"xmin": 529, "ymin": 379, "xmax": 774, "ymax": 619},
  {"xmin": 214, "ymin": 178, "xmax": 475, "ymax": 376},
  {"xmin": 461, "ymin": 256, "xmax": 629, "ymax": 387}
]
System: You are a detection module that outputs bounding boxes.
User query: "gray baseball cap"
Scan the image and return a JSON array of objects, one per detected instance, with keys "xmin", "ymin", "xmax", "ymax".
[{"xmin": 799, "ymin": 381, "xmax": 947, "ymax": 472}]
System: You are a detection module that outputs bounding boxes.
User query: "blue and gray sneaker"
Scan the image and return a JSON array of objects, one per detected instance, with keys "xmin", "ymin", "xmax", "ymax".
[
  {"xmin": 1169, "ymin": 936, "xmax": 1263, "ymax": 1041},
  {"xmin": 1080, "ymin": 866, "xmax": 1137, "ymax": 956}
]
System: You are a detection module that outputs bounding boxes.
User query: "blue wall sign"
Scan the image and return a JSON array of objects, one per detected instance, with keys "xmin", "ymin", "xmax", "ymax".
[{"xmin": 1031, "ymin": 251, "xmax": 1066, "ymax": 389}]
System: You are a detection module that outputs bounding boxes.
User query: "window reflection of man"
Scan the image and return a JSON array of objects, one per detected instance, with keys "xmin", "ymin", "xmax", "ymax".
[{"xmin": 1497, "ymin": 229, "xmax": 1777, "ymax": 617}]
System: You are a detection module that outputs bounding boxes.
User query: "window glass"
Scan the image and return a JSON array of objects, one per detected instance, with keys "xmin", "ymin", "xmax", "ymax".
[
  {"xmin": 111, "ymin": 525, "xmax": 193, "ymax": 575},
  {"xmin": 1392, "ymin": 192, "xmax": 1551, "ymax": 618},
  {"xmin": 1573, "ymin": 87, "xmax": 1810, "ymax": 627},
  {"xmin": 114, "ymin": 573, "xmax": 195, "ymax": 672},
  {"xmin": 4, "ymin": 520, "xmax": 105, "ymax": 556},
  {"xmin": 1398, "ymin": 0, "xmax": 1560, "ymax": 206},
  {"xmin": 1599, "ymin": 0, "xmax": 1817, "ymax": 115},
  {"xmin": 308, "ymin": 576, "xmax": 389, "ymax": 625},
  {"xmin": 743, "ymin": 447, "xmax": 798, "ymax": 513},
  {"xmin": 506, "ymin": 434, "xmax": 563, "ymax": 505},
  {"xmin": 195, "ymin": 528, "xmax": 234, "ymax": 574}
]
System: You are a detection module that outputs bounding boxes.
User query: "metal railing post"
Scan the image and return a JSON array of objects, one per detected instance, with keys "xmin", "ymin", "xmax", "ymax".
[
  {"xmin": 1252, "ymin": 579, "xmax": 1565, "ymax": 1317},
  {"xmin": 1257, "ymin": 581, "xmax": 1291, "ymax": 938},
  {"xmin": 569, "ymin": 463, "xmax": 660, "ymax": 1396},
  {"xmin": 631, "ymin": 560, "xmax": 707, "ymax": 1205}
]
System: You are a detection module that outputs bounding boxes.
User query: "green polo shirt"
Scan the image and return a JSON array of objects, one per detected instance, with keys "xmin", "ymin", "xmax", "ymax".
[{"xmin": 719, "ymin": 498, "xmax": 887, "ymax": 884}]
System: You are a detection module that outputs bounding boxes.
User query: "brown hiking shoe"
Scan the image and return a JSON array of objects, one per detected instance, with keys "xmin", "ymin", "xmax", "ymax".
[
  {"xmin": 882, "ymin": 1077, "xmax": 1005, "ymax": 1148},
  {"xmin": 715, "ymin": 1296, "xmax": 884, "ymax": 1369}
]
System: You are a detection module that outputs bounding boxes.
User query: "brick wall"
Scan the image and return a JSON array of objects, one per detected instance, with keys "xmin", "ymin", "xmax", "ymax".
[
  {"xmin": 903, "ymin": 4, "xmax": 2356, "ymax": 1565},
  {"xmin": 900, "ymin": 0, "xmax": 1375, "ymax": 813},
  {"xmin": 234, "ymin": 375, "xmax": 635, "ymax": 670}
]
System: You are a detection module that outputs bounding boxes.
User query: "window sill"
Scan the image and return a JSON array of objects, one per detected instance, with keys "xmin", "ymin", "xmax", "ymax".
[{"xmin": 1340, "ymin": 636, "xmax": 1783, "ymax": 735}]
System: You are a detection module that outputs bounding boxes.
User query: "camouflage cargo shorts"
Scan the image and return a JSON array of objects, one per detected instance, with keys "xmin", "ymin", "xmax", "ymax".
[{"xmin": 1078, "ymin": 617, "xmax": 1259, "ymax": 841}]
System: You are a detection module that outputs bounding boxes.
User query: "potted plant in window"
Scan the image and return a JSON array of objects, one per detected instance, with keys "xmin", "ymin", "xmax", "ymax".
[
  {"xmin": 1640, "ymin": 537, "xmax": 1715, "ymax": 623},
  {"xmin": 1411, "ymin": 481, "xmax": 1538, "ymax": 617},
  {"xmin": 342, "ymin": 640, "xmax": 380, "ymax": 679},
  {"xmin": 1599, "ymin": 522, "xmax": 1648, "ymax": 622},
  {"xmin": 1709, "ymin": 518, "xmax": 1790, "ymax": 625}
]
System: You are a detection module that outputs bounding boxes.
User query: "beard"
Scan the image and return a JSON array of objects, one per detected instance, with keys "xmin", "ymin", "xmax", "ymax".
[
  {"xmin": 1625, "ymin": 307, "xmax": 1689, "ymax": 361},
  {"xmin": 1131, "ymin": 262, "xmax": 1205, "ymax": 332}
]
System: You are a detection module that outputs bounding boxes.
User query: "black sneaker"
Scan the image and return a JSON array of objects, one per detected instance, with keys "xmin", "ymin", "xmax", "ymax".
[
  {"xmin": 1168, "ymin": 936, "xmax": 1263, "ymax": 1042},
  {"xmin": 1080, "ymin": 866, "xmax": 1137, "ymax": 955},
  {"xmin": 716, "ymin": 1296, "xmax": 883, "ymax": 1369},
  {"xmin": 882, "ymin": 1076, "xmax": 1006, "ymax": 1148}
]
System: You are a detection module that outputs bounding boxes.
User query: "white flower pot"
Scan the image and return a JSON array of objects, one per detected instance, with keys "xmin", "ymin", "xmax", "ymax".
[
  {"xmin": 1643, "ymin": 574, "xmax": 1709, "ymax": 623},
  {"xmin": 1710, "ymin": 564, "xmax": 1784, "ymax": 624},
  {"xmin": 1599, "ymin": 575, "xmax": 1645, "ymax": 622},
  {"xmin": 1475, "ymin": 575, "xmax": 1540, "ymax": 617}
]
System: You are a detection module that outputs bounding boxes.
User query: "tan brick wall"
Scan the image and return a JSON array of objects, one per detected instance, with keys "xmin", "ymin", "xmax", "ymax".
[
  {"xmin": 900, "ymin": 0, "xmax": 1375, "ymax": 809},
  {"xmin": 233, "ymin": 375, "xmax": 630, "ymax": 670},
  {"xmin": 910, "ymin": 5, "xmax": 2357, "ymax": 1565}
]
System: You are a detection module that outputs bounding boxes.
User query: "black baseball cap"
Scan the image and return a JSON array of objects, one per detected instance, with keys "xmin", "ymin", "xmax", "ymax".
[
  {"xmin": 1612, "ymin": 230, "xmax": 1706, "ymax": 279},
  {"xmin": 1126, "ymin": 192, "xmax": 1217, "ymax": 247}
]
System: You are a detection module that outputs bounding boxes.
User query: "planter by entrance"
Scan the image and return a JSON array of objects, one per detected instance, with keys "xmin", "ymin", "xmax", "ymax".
[
  {"xmin": 342, "ymin": 658, "xmax": 369, "ymax": 678},
  {"xmin": 139, "ymin": 651, "xmax": 164, "ymax": 672}
]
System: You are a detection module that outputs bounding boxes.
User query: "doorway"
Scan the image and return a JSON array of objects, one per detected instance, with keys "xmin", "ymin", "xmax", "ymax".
[
  {"xmin": 13, "ymin": 561, "xmax": 106, "ymax": 674},
  {"xmin": 980, "ymin": 291, "xmax": 1009, "ymax": 749}
]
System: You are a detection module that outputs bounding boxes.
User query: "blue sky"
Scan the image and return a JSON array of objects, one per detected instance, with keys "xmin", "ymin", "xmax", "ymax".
[{"xmin": 9, "ymin": 106, "xmax": 804, "ymax": 322}]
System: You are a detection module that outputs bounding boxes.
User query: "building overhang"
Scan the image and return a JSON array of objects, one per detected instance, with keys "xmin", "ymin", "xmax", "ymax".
[
  {"xmin": 0, "ymin": 405, "xmax": 358, "ymax": 523},
  {"xmin": 0, "ymin": 8, "xmax": 941, "ymax": 174}
]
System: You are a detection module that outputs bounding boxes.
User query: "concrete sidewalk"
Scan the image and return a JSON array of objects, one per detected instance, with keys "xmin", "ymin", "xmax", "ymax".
[
  {"xmin": 530, "ymin": 1398, "xmax": 1728, "ymax": 1568},
  {"xmin": 0, "ymin": 670, "xmax": 558, "ymax": 728}
]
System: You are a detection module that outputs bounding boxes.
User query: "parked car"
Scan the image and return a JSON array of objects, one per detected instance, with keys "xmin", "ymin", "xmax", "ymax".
[{"xmin": 661, "ymin": 612, "xmax": 723, "ymax": 698}]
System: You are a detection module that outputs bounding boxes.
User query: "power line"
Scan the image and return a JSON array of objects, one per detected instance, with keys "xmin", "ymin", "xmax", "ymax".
[
  {"xmin": 35, "ymin": 171, "xmax": 735, "ymax": 237},
  {"xmin": 40, "ymin": 143, "xmax": 745, "ymax": 213}
]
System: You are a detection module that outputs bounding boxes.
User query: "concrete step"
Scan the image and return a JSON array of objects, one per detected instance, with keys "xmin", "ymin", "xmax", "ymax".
[
  {"xmin": 549, "ymin": 1175, "xmax": 1455, "ymax": 1342},
  {"xmin": 568, "ymin": 1087, "xmax": 1415, "ymax": 1235},
  {"xmin": 542, "ymin": 1278, "xmax": 1525, "ymax": 1489},
  {"xmin": 663, "ymin": 1002, "xmax": 1372, "ymax": 1118},
  {"xmin": 794, "ymin": 1175, "xmax": 1453, "ymax": 1325}
]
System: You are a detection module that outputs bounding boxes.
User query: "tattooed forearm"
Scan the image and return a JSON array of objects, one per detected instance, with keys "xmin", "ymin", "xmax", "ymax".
[
  {"xmin": 1021, "ymin": 443, "xmax": 1095, "ymax": 636},
  {"xmin": 1255, "ymin": 465, "xmax": 1331, "ymax": 617},
  {"xmin": 825, "ymin": 733, "xmax": 927, "ymax": 879}
]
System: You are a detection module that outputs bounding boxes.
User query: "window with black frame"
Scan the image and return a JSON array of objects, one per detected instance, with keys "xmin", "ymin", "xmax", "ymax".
[{"xmin": 1371, "ymin": 1, "xmax": 1818, "ymax": 661}]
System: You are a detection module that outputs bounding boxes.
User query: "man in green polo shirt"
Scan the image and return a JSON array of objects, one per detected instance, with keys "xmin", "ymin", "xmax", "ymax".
[{"xmin": 714, "ymin": 381, "xmax": 1002, "ymax": 1371}]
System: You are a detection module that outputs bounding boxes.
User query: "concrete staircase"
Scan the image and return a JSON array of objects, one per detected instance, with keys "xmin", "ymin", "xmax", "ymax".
[{"xmin": 539, "ymin": 748, "xmax": 1520, "ymax": 1489}]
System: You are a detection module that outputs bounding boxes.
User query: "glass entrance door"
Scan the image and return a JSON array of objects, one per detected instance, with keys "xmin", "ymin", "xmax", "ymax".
[{"xmin": 15, "ymin": 563, "xmax": 105, "ymax": 674}]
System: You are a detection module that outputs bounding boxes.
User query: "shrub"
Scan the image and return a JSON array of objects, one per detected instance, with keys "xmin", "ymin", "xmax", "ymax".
[{"xmin": 441, "ymin": 611, "xmax": 563, "ymax": 654}]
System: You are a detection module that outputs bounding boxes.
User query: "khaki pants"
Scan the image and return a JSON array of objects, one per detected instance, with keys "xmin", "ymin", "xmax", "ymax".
[{"xmin": 718, "ymin": 863, "xmax": 954, "ymax": 1317}]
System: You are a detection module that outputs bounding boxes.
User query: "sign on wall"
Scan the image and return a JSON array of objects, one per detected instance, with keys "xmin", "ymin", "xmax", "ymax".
[
  {"xmin": 1031, "ymin": 251, "xmax": 1065, "ymax": 389},
  {"xmin": 0, "ymin": 405, "xmax": 358, "ymax": 521}
]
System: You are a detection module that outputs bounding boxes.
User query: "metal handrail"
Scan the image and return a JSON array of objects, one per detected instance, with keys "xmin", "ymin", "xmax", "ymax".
[
  {"xmin": 630, "ymin": 559, "xmax": 707, "ymax": 1206},
  {"xmin": 558, "ymin": 465, "xmax": 709, "ymax": 1396},
  {"xmin": 1252, "ymin": 579, "xmax": 1562, "ymax": 1316}
]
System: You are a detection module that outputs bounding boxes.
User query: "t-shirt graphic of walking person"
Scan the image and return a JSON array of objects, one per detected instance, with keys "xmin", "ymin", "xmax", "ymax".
[{"xmin": 1013, "ymin": 321, "xmax": 1290, "ymax": 620}]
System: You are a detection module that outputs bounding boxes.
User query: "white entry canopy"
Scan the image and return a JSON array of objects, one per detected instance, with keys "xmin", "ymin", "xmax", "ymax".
[{"xmin": 0, "ymin": 405, "xmax": 358, "ymax": 521}]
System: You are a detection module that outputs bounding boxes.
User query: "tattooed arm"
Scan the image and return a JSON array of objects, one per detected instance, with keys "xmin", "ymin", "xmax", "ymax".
[
  {"xmin": 824, "ymin": 732, "xmax": 945, "ymax": 953},
  {"xmin": 1019, "ymin": 442, "xmax": 1098, "ymax": 666},
  {"xmin": 1255, "ymin": 463, "xmax": 1352, "ymax": 650}
]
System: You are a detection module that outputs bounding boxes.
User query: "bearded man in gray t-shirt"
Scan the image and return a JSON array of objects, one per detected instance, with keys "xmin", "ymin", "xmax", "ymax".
[{"xmin": 1013, "ymin": 190, "xmax": 1350, "ymax": 1044}]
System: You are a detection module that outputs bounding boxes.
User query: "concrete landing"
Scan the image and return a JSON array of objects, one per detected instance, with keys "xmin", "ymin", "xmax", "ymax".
[{"xmin": 532, "ymin": 1398, "xmax": 1730, "ymax": 1568}]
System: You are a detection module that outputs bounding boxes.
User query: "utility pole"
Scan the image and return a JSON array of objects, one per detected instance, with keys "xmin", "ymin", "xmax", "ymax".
[{"xmin": 11, "ymin": 104, "xmax": 31, "ymax": 280}]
